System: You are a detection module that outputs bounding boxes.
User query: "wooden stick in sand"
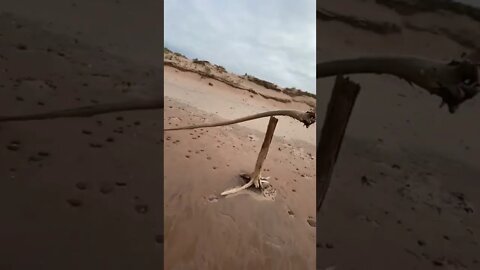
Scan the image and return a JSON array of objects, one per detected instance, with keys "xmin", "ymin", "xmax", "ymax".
[
  {"xmin": 221, "ymin": 116, "xmax": 278, "ymax": 196},
  {"xmin": 317, "ymin": 76, "xmax": 360, "ymax": 211}
]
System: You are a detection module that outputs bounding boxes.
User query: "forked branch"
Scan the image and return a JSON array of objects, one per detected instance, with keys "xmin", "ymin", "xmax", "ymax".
[
  {"xmin": 317, "ymin": 56, "xmax": 479, "ymax": 113},
  {"xmin": 221, "ymin": 116, "xmax": 278, "ymax": 196}
]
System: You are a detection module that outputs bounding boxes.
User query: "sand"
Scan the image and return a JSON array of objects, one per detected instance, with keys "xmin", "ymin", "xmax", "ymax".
[
  {"xmin": 0, "ymin": 5, "xmax": 163, "ymax": 269},
  {"xmin": 317, "ymin": 0, "xmax": 480, "ymax": 269},
  {"xmin": 163, "ymin": 54, "xmax": 317, "ymax": 269}
]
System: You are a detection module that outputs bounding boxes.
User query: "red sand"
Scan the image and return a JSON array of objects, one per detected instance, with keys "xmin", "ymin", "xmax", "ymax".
[{"xmin": 163, "ymin": 56, "xmax": 316, "ymax": 269}]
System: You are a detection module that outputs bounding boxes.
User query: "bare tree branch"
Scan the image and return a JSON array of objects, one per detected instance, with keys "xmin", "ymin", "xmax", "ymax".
[
  {"xmin": 317, "ymin": 56, "xmax": 479, "ymax": 113},
  {"xmin": 0, "ymin": 98, "xmax": 163, "ymax": 122},
  {"xmin": 165, "ymin": 110, "xmax": 315, "ymax": 131}
]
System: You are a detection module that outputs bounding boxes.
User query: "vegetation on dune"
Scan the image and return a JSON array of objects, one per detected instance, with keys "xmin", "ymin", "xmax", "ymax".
[
  {"xmin": 241, "ymin": 74, "xmax": 283, "ymax": 92},
  {"xmin": 164, "ymin": 49, "xmax": 316, "ymax": 101},
  {"xmin": 283, "ymin": 87, "xmax": 316, "ymax": 99}
]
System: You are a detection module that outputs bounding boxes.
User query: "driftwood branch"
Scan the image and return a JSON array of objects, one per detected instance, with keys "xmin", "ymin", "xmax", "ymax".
[
  {"xmin": 251, "ymin": 116, "xmax": 278, "ymax": 189},
  {"xmin": 221, "ymin": 116, "xmax": 278, "ymax": 196},
  {"xmin": 317, "ymin": 56, "xmax": 479, "ymax": 113},
  {"xmin": 317, "ymin": 76, "xmax": 360, "ymax": 211},
  {"xmin": 0, "ymin": 98, "xmax": 163, "ymax": 122},
  {"xmin": 165, "ymin": 110, "xmax": 315, "ymax": 131}
]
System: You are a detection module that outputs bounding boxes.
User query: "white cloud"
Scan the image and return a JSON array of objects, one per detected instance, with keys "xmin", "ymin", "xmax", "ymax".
[{"xmin": 164, "ymin": 0, "xmax": 316, "ymax": 93}]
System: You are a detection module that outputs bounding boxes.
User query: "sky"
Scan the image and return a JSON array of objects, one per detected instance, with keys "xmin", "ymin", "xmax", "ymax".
[{"xmin": 164, "ymin": 0, "xmax": 316, "ymax": 93}]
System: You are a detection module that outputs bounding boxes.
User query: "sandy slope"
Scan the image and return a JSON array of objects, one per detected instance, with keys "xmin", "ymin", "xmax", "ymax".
[{"xmin": 317, "ymin": 0, "xmax": 480, "ymax": 269}]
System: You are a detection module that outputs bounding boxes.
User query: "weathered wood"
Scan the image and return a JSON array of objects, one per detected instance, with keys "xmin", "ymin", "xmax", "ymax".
[
  {"xmin": 220, "ymin": 116, "xmax": 278, "ymax": 195},
  {"xmin": 317, "ymin": 76, "xmax": 360, "ymax": 211},
  {"xmin": 0, "ymin": 98, "xmax": 163, "ymax": 122},
  {"xmin": 317, "ymin": 56, "xmax": 479, "ymax": 113},
  {"xmin": 165, "ymin": 110, "xmax": 314, "ymax": 131},
  {"xmin": 251, "ymin": 116, "xmax": 278, "ymax": 188}
]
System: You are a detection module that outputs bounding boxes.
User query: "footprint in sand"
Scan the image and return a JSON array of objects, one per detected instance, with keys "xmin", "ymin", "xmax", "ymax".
[
  {"xmin": 16, "ymin": 44, "xmax": 27, "ymax": 50},
  {"xmin": 6, "ymin": 141, "xmax": 21, "ymax": 151},
  {"xmin": 417, "ymin": 240, "xmax": 426, "ymax": 247},
  {"xmin": 307, "ymin": 217, "xmax": 316, "ymax": 227},
  {"xmin": 325, "ymin": 243, "xmax": 334, "ymax": 249},
  {"xmin": 89, "ymin": 143, "xmax": 103, "ymax": 148},
  {"xmin": 75, "ymin": 181, "xmax": 89, "ymax": 190},
  {"xmin": 67, "ymin": 198, "xmax": 83, "ymax": 207},
  {"xmin": 135, "ymin": 204, "xmax": 149, "ymax": 214},
  {"xmin": 155, "ymin": 234, "xmax": 164, "ymax": 244},
  {"xmin": 287, "ymin": 210, "xmax": 295, "ymax": 217},
  {"xmin": 207, "ymin": 195, "xmax": 218, "ymax": 203}
]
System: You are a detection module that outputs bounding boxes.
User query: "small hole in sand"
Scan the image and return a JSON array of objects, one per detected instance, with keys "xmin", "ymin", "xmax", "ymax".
[{"xmin": 67, "ymin": 198, "xmax": 83, "ymax": 207}]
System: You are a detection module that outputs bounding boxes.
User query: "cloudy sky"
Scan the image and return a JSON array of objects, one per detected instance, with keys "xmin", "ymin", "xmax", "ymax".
[{"xmin": 164, "ymin": 0, "xmax": 316, "ymax": 93}]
